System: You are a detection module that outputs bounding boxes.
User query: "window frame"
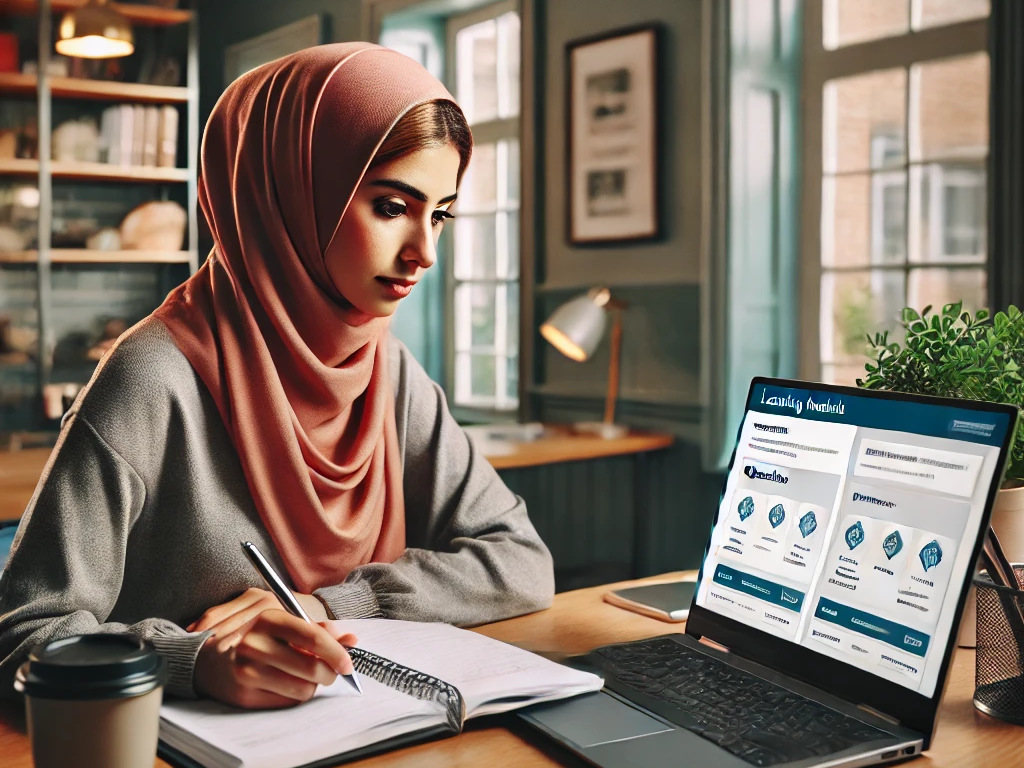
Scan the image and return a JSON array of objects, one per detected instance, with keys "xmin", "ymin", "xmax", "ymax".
[
  {"xmin": 444, "ymin": 0, "xmax": 522, "ymax": 420},
  {"xmin": 799, "ymin": 2, "xmax": 989, "ymax": 381}
]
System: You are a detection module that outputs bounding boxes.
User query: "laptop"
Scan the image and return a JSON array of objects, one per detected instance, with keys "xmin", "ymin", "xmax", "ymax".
[{"xmin": 520, "ymin": 377, "xmax": 1018, "ymax": 768}]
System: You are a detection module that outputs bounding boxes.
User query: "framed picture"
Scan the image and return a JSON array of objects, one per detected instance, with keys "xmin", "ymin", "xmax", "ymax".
[
  {"xmin": 566, "ymin": 25, "xmax": 660, "ymax": 245},
  {"xmin": 224, "ymin": 14, "xmax": 326, "ymax": 86}
]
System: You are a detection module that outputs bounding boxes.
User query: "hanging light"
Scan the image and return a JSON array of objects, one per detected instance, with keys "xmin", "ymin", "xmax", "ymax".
[{"xmin": 55, "ymin": 0, "xmax": 134, "ymax": 59}]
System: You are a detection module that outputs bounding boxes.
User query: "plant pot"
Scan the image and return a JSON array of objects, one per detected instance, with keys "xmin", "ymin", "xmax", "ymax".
[{"xmin": 959, "ymin": 482, "xmax": 1024, "ymax": 647}]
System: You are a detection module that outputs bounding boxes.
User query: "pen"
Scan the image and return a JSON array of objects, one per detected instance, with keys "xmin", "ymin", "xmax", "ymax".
[{"xmin": 240, "ymin": 540, "xmax": 362, "ymax": 694}]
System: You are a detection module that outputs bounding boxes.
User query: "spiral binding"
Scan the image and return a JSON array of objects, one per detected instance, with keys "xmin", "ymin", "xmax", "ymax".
[{"xmin": 348, "ymin": 646, "xmax": 465, "ymax": 732}]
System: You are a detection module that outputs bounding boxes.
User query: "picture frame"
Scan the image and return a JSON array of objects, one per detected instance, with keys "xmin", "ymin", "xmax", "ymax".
[
  {"xmin": 566, "ymin": 25, "xmax": 660, "ymax": 245},
  {"xmin": 224, "ymin": 14, "xmax": 327, "ymax": 87}
]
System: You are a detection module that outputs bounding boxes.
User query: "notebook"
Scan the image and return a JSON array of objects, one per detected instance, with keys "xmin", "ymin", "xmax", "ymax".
[{"xmin": 158, "ymin": 618, "xmax": 604, "ymax": 768}]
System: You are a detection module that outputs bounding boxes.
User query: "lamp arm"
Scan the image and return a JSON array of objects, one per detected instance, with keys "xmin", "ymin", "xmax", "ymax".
[{"xmin": 604, "ymin": 308, "xmax": 623, "ymax": 425}]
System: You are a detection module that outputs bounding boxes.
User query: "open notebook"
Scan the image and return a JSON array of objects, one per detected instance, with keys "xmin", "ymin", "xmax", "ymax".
[{"xmin": 158, "ymin": 618, "xmax": 604, "ymax": 768}]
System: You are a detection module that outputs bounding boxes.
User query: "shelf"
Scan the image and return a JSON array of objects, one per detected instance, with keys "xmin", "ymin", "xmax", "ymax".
[
  {"xmin": 1, "ymin": 1, "xmax": 193, "ymax": 25},
  {"xmin": 0, "ymin": 158, "xmax": 188, "ymax": 182},
  {"xmin": 535, "ymin": 278, "xmax": 700, "ymax": 293},
  {"xmin": 0, "ymin": 249, "xmax": 192, "ymax": 264},
  {"xmin": 0, "ymin": 73, "xmax": 188, "ymax": 103}
]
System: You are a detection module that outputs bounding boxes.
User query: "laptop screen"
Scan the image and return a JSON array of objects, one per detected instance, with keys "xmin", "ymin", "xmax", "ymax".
[{"xmin": 694, "ymin": 380, "xmax": 1014, "ymax": 698}]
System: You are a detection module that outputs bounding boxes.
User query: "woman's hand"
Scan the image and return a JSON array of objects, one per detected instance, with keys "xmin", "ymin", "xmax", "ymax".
[
  {"xmin": 189, "ymin": 588, "xmax": 357, "ymax": 709},
  {"xmin": 186, "ymin": 587, "xmax": 330, "ymax": 639}
]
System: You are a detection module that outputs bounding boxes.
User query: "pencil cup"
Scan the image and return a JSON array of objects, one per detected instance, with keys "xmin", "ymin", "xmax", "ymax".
[
  {"xmin": 973, "ymin": 566, "xmax": 1024, "ymax": 725},
  {"xmin": 15, "ymin": 633, "xmax": 168, "ymax": 768}
]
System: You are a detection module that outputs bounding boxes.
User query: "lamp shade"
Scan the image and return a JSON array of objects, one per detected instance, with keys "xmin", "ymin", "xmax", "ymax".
[
  {"xmin": 56, "ymin": 0, "xmax": 134, "ymax": 59},
  {"xmin": 539, "ymin": 288, "xmax": 610, "ymax": 362}
]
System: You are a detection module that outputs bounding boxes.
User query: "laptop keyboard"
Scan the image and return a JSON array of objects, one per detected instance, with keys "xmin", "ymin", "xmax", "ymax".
[{"xmin": 591, "ymin": 637, "xmax": 891, "ymax": 767}]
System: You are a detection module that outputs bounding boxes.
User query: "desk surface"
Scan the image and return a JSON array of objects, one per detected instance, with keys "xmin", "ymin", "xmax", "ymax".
[
  {"xmin": 0, "ymin": 571, "xmax": 1020, "ymax": 767},
  {"xmin": 0, "ymin": 427, "xmax": 673, "ymax": 521}
]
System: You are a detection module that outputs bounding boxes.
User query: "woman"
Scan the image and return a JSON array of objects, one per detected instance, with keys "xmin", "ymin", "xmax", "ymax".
[{"xmin": 0, "ymin": 43, "xmax": 554, "ymax": 709}]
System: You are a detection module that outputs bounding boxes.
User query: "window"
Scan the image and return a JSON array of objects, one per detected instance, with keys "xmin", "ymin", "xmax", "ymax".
[
  {"xmin": 807, "ymin": 1, "xmax": 990, "ymax": 385},
  {"xmin": 446, "ymin": 1, "xmax": 520, "ymax": 411}
]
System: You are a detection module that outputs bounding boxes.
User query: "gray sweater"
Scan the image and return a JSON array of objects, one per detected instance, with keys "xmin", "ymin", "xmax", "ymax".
[{"xmin": 0, "ymin": 318, "xmax": 553, "ymax": 699}]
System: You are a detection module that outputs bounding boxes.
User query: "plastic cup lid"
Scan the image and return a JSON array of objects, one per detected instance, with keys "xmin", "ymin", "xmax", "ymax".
[{"xmin": 14, "ymin": 633, "xmax": 168, "ymax": 700}]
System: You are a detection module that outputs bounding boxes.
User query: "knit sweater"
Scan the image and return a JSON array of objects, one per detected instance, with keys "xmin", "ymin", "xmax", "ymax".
[{"xmin": 0, "ymin": 318, "xmax": 554, "ymax": 699}]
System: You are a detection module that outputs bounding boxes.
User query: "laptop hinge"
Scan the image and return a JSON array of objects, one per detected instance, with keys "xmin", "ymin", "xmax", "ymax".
[
  {"xmin": 698, "ymin": 636, "xmax": 730, "ymax": 653},
  {"xmin": 856, "ymin": 703, "xmax": 901, "ymax": 726}
]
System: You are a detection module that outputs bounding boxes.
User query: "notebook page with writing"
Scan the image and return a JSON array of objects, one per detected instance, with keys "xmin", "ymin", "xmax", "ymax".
[
  {"xmin": 328, "ymin": 618, "xmax": 604, "ymax": 716},
  {"xmin": 160, "ymin": 673, "xmax": 441, "ymax": 768}
]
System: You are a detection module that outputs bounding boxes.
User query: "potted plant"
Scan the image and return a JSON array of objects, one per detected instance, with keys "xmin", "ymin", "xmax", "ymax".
[{"xmin": 858, "ymin": 301, "xmax": 1024, "ymax": 645}]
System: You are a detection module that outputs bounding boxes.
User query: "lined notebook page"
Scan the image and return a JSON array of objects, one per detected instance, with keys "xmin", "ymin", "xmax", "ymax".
[{"xmin": 328, "ymin": 618, "xmax": 604, "ymax": 716}]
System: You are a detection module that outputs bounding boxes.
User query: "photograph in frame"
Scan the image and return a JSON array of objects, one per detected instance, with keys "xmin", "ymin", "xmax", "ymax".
[{"xmin": 567, "ymin": 26, "xmax": 659, "ymax": 245}]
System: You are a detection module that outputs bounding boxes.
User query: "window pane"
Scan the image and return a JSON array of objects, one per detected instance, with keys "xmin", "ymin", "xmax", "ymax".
[
  {"xmin": 506, "ymin": 280, "xmax": 519, "ymax": 352},
  {"xmin": 498, "ymin": 12, "xmax": 520, "ymax": 118},
  {"xmin": 907, "ymin": 267, "xmax": 986, "ymax": 316},
  {"xmin": 503, "ymin": 139, "xmax": 520, "ymax": 207},
  {"xmin": 456, "ymin": 352, "xmax": 496, "ymax": 402},
  {"xmin": 822, "ymin": 172, "xmax": 906, "ymax": 268},
  {"xmin": 505, "ymin": 209, "xmax": 520, "ymax": 279},
  {"xmin": 820, "ymin": 269, "xmax": 906, "ymax": 367},
  {"xmin": 823, "ymin": 0, "xmax": 909, "ymax": 50},
  {"xmin": 505, "ymin": 355, "xmax": 518, "ymax": 402},
  {"xmin": 912, "ymin": 0, "xmax": 989, "ymax": 30},
  {"xmin": 910, "ymin": 53, "xmax": 989, "ymax": 162},
  {"xmin": 909, "ymin": 162, "xmax": 986, "ymax": 263},
  {"xmin": 822, "ymin": 362, "xmax": 873, "ymax": 386},
  {"xmin": 454, "ymin": 215, "xmax": 496, "ymax": 280},
  {"xmin": 459, "ymin": 142, "xmax": 497, "ymax": 214},
  {"xmin": 823, "ymin": 68, "xmax": 906, "ymax": 174},
  {"xmin": 456, "ymin": 20, "xmax": 498, "ymax": 124},
  {"xmin": 454, "ymin": 282, "xmax": 495, "ymax": 351}
]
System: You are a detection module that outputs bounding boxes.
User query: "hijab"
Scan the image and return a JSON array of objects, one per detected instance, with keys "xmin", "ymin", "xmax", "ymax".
[{"xmin": 152, "ymin": 43, "xmax": 459, "ymax": 593}]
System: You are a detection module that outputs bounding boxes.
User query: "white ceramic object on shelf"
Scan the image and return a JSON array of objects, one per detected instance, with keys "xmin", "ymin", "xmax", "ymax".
[{"xmin": 959, "ymin": 482, "xmax": 1024, "ymax": 647}]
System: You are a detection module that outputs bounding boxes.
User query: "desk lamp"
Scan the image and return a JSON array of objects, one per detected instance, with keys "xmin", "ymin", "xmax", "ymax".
[
  {"xmin": 56, "ymin": 0, "xmax": 134, "ymax": 59},
  {"xmin": 540, "ymin": 286, "xmax": 629, "ymax": 439}
]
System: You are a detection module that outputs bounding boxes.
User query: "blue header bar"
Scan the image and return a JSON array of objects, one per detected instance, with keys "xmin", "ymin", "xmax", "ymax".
[
  {"xmin": 749, "ymin": 383, "xmax": 1011, "ymax": 447},
  {"xmin": 814, "ymin": 597, "xmax": 930, "ymax": 658}
]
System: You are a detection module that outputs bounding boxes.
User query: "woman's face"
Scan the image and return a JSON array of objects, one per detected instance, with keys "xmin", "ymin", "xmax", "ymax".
[{"xmin": 326, "ymin": 144, "xmax": 461, "ymax": 318}]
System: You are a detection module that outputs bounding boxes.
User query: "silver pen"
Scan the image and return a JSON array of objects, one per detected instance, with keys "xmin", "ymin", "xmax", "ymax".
[{"xmin": 240, "ymin": 540, "xmax": 362, "ymax": 694}]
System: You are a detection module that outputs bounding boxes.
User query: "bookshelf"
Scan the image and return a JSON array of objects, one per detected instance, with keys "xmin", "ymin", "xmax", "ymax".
[
  {"xmin": 0, "ymin": 72, "xmax": 188, "ymax": 102},
  {"xmin": 0, "ymin": 0, "xmax": 199, "ymax": 439}
]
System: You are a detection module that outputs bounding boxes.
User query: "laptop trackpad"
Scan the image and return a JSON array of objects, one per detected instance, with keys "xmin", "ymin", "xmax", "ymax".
[{"xmin": 523, "ymin": 691, "xmax": 672, "ymax": 748}]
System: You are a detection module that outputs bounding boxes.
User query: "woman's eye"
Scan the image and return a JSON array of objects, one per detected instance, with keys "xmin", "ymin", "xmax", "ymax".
[
  {"xmin": 432, "ymin": 210, "xmax": 455, "ymax": 227},
  {"xmin": 376, "ymin": 201, "xmax": 406, "ymax": 218}
]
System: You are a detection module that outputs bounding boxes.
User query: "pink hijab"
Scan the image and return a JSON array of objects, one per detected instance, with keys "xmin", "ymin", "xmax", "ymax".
[{"xmin": 153, "ymin": 43, "xmax": 458, "ymax": 593}]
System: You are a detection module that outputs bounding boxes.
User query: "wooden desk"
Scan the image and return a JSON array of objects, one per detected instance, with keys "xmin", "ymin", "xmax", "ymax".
[
  {"xmin": 464, "ymin": 425, "xmax": 674, "ymax": 471},
  {"xmin": 0, "ymin": 571, "xmax": 1020, "ymax": 767},
  {"xmin": 0, "ymin": 426, "xmax": 674, "ymax": 522}
]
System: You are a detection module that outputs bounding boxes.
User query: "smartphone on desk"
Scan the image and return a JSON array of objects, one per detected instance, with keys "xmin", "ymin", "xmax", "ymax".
[{"xmin": 602, "ymin": 580, "xmax": 697, "ymax": 623}]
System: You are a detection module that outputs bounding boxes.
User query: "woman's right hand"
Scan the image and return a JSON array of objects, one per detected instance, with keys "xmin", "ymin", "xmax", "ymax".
[{"xmin": 193, "ymin": 609, "xmax": 358, "ymax": 709}]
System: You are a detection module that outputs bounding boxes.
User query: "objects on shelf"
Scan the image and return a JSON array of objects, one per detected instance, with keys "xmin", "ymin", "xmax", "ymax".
[
  {"xmin": 119, "ymin": 200, "xmax": 185, "ymax": 251},
  {"xmin": 52, "ymin": 118, "xmax": 102, "ymax": 163},
  {"xmin": 0, "ymin": 315, "xmax": 37, "ymax": 364},
  {"xmin": 99, "ymin": 103, "xmax": 178, "ymax": 167},
  {"xmin": 86, "ymin": 317, "xmax": 127, "ymax": 361},
  {"xmin": 0, "ymin": 33, "xmax": 18, "ymax": 74},
  {"xmin": 85, "ymin": 227, "xmax": 122, "ymax": 251}
]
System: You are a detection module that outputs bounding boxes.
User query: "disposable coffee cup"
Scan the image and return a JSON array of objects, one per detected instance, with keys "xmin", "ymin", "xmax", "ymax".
[{"xmin": 14, "ymin": 633, "xmax": 168, "ymax": 768}]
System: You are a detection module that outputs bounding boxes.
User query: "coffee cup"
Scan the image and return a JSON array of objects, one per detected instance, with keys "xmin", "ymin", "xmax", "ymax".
[{"xmin": 15, "ymin": 633, "xmax": 168, "ymax": 768}]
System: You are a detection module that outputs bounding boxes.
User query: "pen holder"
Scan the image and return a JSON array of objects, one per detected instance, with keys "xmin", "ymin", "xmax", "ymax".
[{"xmin": 973, "ymin": 565, "xmax": 1024, "ymax": 725}]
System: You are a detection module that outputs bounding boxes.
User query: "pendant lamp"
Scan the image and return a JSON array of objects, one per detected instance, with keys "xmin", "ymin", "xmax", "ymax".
[{"xmin": 55, "ymin": 0, "xmax": 134, "ymax": 59}]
